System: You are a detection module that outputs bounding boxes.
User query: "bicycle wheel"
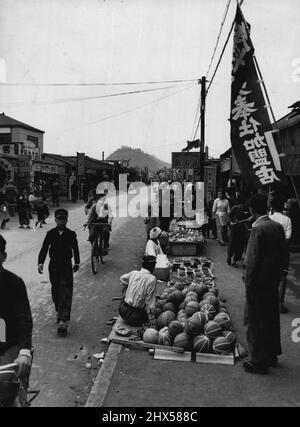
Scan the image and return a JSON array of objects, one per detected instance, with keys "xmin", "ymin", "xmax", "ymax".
[
  {"xmin": 99, "ymin": 237, "xmax": 105, "ymax": 264},
  {"xmin": 91, "ymin": 241, "xmax": 100, "ymax": 274}
]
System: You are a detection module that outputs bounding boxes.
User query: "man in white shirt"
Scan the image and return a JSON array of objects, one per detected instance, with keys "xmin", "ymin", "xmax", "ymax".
[
  {"xmin": 87, "ymin": 193, "xmax": 113, "ymax": 255},
  {"xmin": 270, "ymin": 197, "xmax": 292, "ymax": 313},
  {"xmin": 119, "ymin": 256, "xmax": 157, "ymax": 327}
]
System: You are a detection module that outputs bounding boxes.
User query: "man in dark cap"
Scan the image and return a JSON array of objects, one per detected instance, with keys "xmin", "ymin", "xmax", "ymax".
[
  {"xmin": 119, "ymin": 256, "xmax": 157, "ymax": 327},
  {"xmin": 38, "ymin": 209, "xmax": 80, "ymax": 337},
  {"xmin": 0, "ymin": 235, "xmax": 33, "ymax": 400}
]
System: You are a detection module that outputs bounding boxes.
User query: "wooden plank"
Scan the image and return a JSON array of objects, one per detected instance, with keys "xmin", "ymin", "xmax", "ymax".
[
  {"xmin": 110, "ymin": 338, "xmax": 184, "ymax": 353},
  {"xmin": 195, "ymin": 352, "xmax": 235, "ymax": 366},
  {"xmin": 85, "ymin": 342, "xmax": 122, "ymax": 408},
  {"xmin": 153, "ymin": 349, "xmax": 192, "ymax": 362}
]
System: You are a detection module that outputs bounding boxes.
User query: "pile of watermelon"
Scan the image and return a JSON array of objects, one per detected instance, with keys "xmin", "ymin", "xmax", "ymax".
[{"xmin": 143, "ymin": 258, "xmax": 236, "ymax": 355}]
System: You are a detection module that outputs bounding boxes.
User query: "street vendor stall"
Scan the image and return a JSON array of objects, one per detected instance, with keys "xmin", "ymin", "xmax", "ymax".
[
  {"xmin": 108, "ymin": 255, "xmax": 240, "ymax": 365},
  {"xmin": 161, "ymin": 220, "xmax": 206, "ymax": 256}
]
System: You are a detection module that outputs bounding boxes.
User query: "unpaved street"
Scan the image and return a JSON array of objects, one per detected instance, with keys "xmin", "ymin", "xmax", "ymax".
[{"xmin": 1, "ymin": 193, "xmax": 148, "ymax": 407}]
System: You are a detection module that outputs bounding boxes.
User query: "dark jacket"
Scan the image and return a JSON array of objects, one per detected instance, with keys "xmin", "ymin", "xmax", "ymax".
[
  {"xmin": 0, "ymin": 267, "xmax": 33, "ymax": 353},
  {"xmin": 244, "ymin": 216, "xmax": 286, "ymax": 364},
  {"xmin": 38, "ymin": 227, "xmax": 80, "ymax": 266},
  {"xmin": 17, "ymin": 196, "xmax": 30, "ymax": 216}
]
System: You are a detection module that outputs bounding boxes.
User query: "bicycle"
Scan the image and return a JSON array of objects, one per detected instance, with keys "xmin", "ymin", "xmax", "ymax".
[
  {"xmin": 0, "ymin": 362, "xmax": 39, "ymax": 407},
  {"xmin": 87, "ymin": 223, "xmax": 111, "ymax": 275}
]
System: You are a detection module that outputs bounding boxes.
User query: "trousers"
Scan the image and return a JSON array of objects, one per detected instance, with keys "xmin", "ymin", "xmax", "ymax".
[
  {"xmin": 89, "ymin": 222, "xmax": 110, "ymax": 249},
  {"xmin": 49, "ymin": 262, "xmax": 73, "ymax": 322},
  {"xmin": 119, "ymin": 299, "xmax": 148, "ymax": 327}
]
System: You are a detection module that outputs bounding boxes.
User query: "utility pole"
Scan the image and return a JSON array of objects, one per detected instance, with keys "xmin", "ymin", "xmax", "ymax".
[{"xmin": 200, "ymin": 76, "xmax": 206, "ymax": 182}]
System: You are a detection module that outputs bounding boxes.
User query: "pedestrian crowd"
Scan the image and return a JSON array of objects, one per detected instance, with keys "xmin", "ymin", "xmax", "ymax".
[
  {"xmin": 0, "ymin": 185, "xmax": 50, "ymax": 231},
  {"xmin": 139, "ymin": 184, "xmax": 300, "ymax": 376}
]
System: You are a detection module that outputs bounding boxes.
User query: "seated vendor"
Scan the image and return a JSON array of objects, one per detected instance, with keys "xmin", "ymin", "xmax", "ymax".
[
  {"xmin": 119, "ymin": 256, "xmax": 157, "ymax": 327},
  {"xmin": 145, "ymin": 227, "xmax": 164, "ymax": 257}
]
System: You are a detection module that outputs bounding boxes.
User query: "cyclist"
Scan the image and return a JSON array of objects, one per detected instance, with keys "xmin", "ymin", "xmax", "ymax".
[
  {"xmin": 0, "ymin": 235, "xmax": 33, "ymax": 404},
  {"xmin": 87, "ymin": 192, "xmax": 113, "ymax": 256}
]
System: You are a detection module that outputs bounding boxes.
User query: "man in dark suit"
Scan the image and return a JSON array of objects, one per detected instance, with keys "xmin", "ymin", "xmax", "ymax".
[
  {"xmin": 0, "ymin": 235, "xmax": 33, "ymax": 395},
  {"xmin": 243, "ymin": 194, "xmax": 286, "ymax": 375},
  {"xmin": 38, "ymin": 209, "xmax": 80, "ymax": 337}
]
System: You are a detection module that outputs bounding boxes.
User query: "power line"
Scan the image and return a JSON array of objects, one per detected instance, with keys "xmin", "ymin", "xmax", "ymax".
[
  {"xmin": 0, "ymin": 78, "xmax": 198, "ymax": 87},
  {"xmin": 206, "ymin": 0, "xmax": 232, "ymax": 78},
  {"xmin": 1, "ymin": 83, "xmax": 194, "ymax": 108},
  {"xmin": 192, "ymin": 115, "xmax": 201, "ymax": 141},
  {"xmin": 206, "ymin": 0, "xmax": 244, "ymax": 95},
  {"xmin": 61, "ymin": 83, "xmax": 197, "ymax": 132},
  {"xmin": 190, "ymin": 94, "xmax": 201, "ymax": 140},
  {"xmin": 49, "ymin": 83, "xmax": 192, "ymax": 104}
]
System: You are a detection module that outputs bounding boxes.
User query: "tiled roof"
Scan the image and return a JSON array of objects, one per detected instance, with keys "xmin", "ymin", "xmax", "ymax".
[
  {"xmin": 273, "ymin": 107, "xmax": 300, "ymax": 130},
  {"xmin": 0, "ymin": 113, "xmax": 44, "ymax": 133}
]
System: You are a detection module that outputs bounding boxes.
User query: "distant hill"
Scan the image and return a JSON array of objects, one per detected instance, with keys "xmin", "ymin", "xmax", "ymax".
[{"xmin": 106, "ymin": 146, "xmax": 170, "ymax": 171}]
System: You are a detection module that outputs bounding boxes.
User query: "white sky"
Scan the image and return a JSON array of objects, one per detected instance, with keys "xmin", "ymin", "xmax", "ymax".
[{"xmin": 0, "ymin": 0, "xmax": 299, "ymax": 163}]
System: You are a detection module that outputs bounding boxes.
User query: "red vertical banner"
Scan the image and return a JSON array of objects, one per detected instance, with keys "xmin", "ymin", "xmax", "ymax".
[{"xmin": 230, "ymin": 4, "xmax": 281, "ymax": 190}]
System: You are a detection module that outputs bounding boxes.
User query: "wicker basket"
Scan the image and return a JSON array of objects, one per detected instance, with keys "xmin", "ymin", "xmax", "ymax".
[
  {"xmin": 153, "ymin": 267, "xmax": 170, "ymax": 282},
  {"xmin": 166, "ymin": 242, "xmax": 203, "ymax": 256}
]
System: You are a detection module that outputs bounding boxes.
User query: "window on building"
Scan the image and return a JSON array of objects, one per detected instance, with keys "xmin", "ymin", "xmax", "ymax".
[
  {"xmin": 27, "ymin": 135, "xmax": 39, "ymax": 146},
  {"xmin": 0, "ymin": 133, "xmax": 11, "ymax": 144}
]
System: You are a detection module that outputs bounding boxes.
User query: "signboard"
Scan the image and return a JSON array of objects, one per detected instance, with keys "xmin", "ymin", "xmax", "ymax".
[
  {"xmin": 0, "ymin": 144, "xmax": 18, "ymax": 156},
  {"xmin": 0, "ymin": 157, "xmax": 15, "ymax": 186},
  {"xmin": 221, "ymin": 158, "xmax": 231, "ymax": 173},
  {"xmin": 230, "ymin": 4, "xmax": 281, "ymax": 189},
  {"xmin": 77, "ymin": 152, "xmax": 85, "ymax": 176},
  {"xmin": 172, "ymin": 152, "xmax": 200, "ymax": 170},
  {"xmin": 18, "ymin": 155, "xmax": 32, "ymax": 177},
  {"xmin": 204, "ymin": 165, "xmax": 217, "ymax": 200},
  {"xmin": 19, "ymin": 141, "xmax": 40, "ymax": 160},
  {"xmin": 33, "ymin": 163, "xmax": 59, "ymax": 175}
]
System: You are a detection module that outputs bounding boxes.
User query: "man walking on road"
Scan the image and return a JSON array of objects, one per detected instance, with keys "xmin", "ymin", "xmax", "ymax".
[
  {"xmin": 38, "ymin": 209, "xmax": 80, "ymax": 337},
  {"xmin": 243, "ymin": 194, "xmax": 286, "ymax": 375},
  {"xmin": 0, "ymin": 235, "xmax": 33, "ymax": 403}
]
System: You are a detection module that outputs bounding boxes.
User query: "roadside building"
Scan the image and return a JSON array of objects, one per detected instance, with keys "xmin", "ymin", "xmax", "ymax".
[
  {"xmin": 220, "ymin": 148, "xmax": 243, "ymax": 194},
  {"xmin": 273, "ymin": 103, "xmax": 300, "ymax": 245},
  {"xmin": 273, "ymin": 102, "xmax": 300, "ymax": 195},
  {"xmin": 171, "ymin": 150, "xmax": 220, "ymax": 201},
  {"xmin": 0, "ymin": 113, "xmax": 46, "ymax": 191},
  {"xmin": 42, "ymin": 153, "xmax": 132, "ymax": 199}
]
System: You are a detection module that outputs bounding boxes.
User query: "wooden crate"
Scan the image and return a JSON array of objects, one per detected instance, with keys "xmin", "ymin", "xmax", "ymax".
[
  {"xmin": 153, "ymin": 349, "xmax": 235, "ymax": 365},
  {"xmin": 153, "ymin": 267, "xmax": 170, "ymax": 282},
  {"xmin": 195, "ymin": 352, "xmax": 235, "ymax": 366},
  {"xmin": 166, "ymin": 242, "xmax": 203, "ymax": 256}
]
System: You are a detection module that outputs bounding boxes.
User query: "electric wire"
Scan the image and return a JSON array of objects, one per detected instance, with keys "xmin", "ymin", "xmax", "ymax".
[
  {"xmin": 0, "ymin": 78, "xmax": 198, "ymax": 87},
  {"xmin": 192, "ymin": 115, "xmax": 201, "ymax": 141},
  {"xmin": 61, "ymin": 83, "xmax": 197, "ymax": 132},
  {"xmin": 1, "ymin": 83, "xmax": 194, "ymax": 108},
  {"xmin": 206, "ymin": 0, "xmax": 244, "ymax": 95},
  {"xmin": 190, "ymin": 95, "xmax": 201, "ymax": 140},
  {"xmin": 206, "ymin": 0, "xmax": 232, "ymax": 78}
]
